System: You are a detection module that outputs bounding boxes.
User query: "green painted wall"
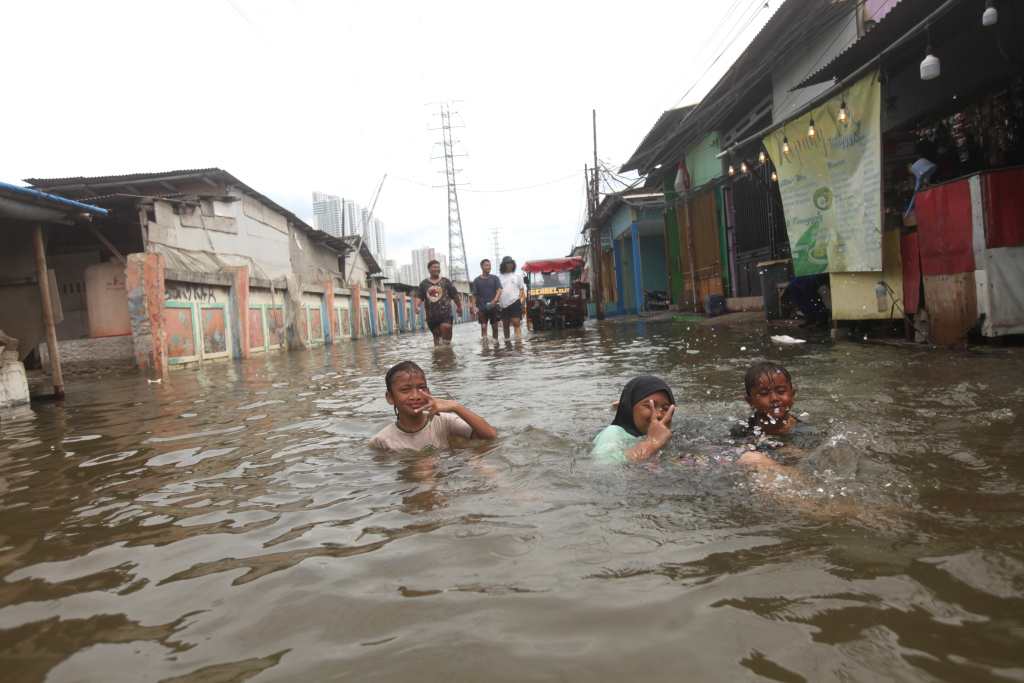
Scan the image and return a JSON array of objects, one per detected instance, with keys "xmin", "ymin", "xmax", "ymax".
[
  {"xmin": 685, "ymin": 131, "xmax": 724, "ymax": 189},
  {"xmin": 610, "ymin": 203, "xmax": 632, "ymax": 240}
]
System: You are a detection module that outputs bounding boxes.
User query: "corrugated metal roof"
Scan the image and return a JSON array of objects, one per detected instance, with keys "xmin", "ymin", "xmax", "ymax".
[
  {"xmin": 622, "ymin": 0, "xmax": 859, "ymax": 178},
  {"xmin": 620, "ymin": 106, "xmax": 695, "ymax": 173},
  {"xmin": 793, "ymin": 0, "xmax": 946, "ymax": 89},
  {"xmin": 25, "ymin": 168, "xmax": 351, "ymax": 253}
]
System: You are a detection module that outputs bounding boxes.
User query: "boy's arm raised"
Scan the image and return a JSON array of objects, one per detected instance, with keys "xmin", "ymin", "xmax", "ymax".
[{"xmin": 419, "ymin": 396, "xmax": 497, "ymax": 441}]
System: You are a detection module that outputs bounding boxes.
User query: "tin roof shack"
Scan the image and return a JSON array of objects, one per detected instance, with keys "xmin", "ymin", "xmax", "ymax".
[
  {"xmin": 0, "ymin": 182, "xmax": 108, "ymax": 402},
  {"xmin": 26, "ymin": 169, "xmax": 367, "ymax": 372}
]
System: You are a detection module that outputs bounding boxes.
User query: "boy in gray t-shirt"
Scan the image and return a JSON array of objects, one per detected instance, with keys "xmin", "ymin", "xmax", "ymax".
[{"xmin": 471, "ymin": 259, "xmax": 501, "ymax": 338}]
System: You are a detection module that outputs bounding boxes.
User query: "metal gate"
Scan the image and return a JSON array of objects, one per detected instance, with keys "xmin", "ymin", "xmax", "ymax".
[{"xmin": 730, "ymin": 164, "xmax": 789, "ymax": 298}]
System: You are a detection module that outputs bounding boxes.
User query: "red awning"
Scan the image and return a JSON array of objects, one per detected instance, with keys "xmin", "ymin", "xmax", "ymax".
[{"xmin": 521, "ymin": 256, "xmax": 584, "ymax": 274}]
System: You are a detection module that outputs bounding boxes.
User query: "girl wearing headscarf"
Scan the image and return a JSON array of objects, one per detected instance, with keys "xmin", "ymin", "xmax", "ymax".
[{"xmin": 591, "ymin": 376, "xmax": 675, "ymax": 463}]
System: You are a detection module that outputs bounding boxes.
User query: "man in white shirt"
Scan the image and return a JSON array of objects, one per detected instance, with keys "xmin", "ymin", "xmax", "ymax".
[{"xmin": 491, "ymin": 256, "xmax": 526, "ymax": 339}]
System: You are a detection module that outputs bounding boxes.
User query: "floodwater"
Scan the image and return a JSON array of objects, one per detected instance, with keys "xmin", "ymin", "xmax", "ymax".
[{"xmin": 2, "ymin": 319, "xmax": 1023, "ymax": 682}]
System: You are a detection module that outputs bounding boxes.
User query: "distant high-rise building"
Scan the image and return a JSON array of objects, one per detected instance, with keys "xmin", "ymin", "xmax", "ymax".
[
  {"xmin": 399, "ymin": 264, "xmax": 414, "ymax": 286},
  {"xmin": 384, "ymin": 259, "xmax": 397, "ymax": 282},
  {"xmin": 410, "ymin": 247, "xmax": 432, "ymax": 285},
  {"xmin": 311, "ymin": 191, "xmax": 344, "ymax": 237},
  {"xmin": 370, "ymin": 217, "xmax": 386, "ymax": 265},
  {"xmin": 343, "ymin": 200, "xmax": 363, "ymax": 239}
]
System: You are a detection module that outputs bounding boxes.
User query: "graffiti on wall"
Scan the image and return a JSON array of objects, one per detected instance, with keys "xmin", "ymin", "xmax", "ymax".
[
  {"xmin": 167, "ymin": 307, "xmax": 196, "ymax": 358},
  {"xmin": 201, "ymin": 307, "xmax": 227, "ymax": 355},
  {"xmin": 165, "ymin": 282, "xmax": 218, "ymax": 303},
  {"xmin": 249, "ymin": 308, "xmax": 265, "ymax": 349}
]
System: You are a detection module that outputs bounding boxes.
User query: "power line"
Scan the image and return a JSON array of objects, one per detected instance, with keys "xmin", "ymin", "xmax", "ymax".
[
  {"xmin": 225, "ymin": 0, "xmax": 274, "ymax": 45},
  {"xmin": 390, "ymin": 173, "xmax": 578, "ymax": 193}
]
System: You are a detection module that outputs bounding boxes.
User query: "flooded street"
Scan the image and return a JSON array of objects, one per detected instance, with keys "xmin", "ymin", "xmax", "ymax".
[{"xmin": 2, "ymin": 320, "xmax": 1024, "ymax": 682}]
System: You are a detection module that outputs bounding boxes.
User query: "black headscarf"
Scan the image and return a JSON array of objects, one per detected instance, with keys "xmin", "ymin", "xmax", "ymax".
[{"xmin": 610, "ymin": 376, "xmax": 675, "ymax": 437}]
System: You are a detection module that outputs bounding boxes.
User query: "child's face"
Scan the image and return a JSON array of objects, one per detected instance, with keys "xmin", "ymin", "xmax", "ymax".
[
  {"xmin": 386, "ymin": 371, "xmax": 430, "ymax": 420},
  {"xmin": 631, "ymin": 391, "xmax": 673, "ymax": 436},
  {"xmin": 745, "ymin": 371, "xmax": 795, "ymax": 423}
]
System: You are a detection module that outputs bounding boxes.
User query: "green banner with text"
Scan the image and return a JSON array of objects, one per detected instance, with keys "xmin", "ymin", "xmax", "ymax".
[{"xmin": 763, "ymin": 71, "xmax": 882, "ymax": 275}]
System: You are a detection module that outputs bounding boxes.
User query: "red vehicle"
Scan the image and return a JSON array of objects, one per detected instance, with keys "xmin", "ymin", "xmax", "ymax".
[{"xmin": 522, "ymin": 257, "xmax": 588, "ymax": 331}]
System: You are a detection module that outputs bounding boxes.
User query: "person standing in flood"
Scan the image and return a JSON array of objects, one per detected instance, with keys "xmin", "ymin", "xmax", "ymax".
[
  {"xmin": 471, "ymin": 258, "xmax": 501, "ymax": 340},
  {"xmin": 414, "ymin": 259, "xmax": 463, "ymax": 346},
  {"xmin": 491, "ymin": 256, "xmax": 526, "ymax": 339}
]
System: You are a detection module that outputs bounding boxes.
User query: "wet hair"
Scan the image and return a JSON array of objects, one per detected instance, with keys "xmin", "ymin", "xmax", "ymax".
[
  {"xmin": 427, "ymin": 259, "xmax": 440, "ymax": 269},
  {"xmin": 743, "ymin": 362, "xmax": 794, "ymax": 396},
  {"xmin": 500, "ymin": 259, "xmax": 516, "ymax": 274},
  {"xmin": 385, "ymin": 361, "xmax": 426, "ymax": 417},
  {"xmin": 480, "ymin": 258, "xmax": 490, "ymax": 267}
]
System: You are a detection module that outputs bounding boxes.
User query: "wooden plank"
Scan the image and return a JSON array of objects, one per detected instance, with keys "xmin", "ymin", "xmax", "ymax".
[{"xmin": 923, "ymin": 272, "xmax": 978, "ymax": 345}]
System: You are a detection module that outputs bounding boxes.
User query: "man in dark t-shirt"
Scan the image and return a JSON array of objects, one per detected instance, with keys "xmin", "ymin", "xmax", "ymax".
[
  {"xmin": 471, "ymin": 259, "xmax": 501, "ymax": 340},
  {"xmin": 414, "ymin": 259, "xmax": 463, "ymax": 346}
]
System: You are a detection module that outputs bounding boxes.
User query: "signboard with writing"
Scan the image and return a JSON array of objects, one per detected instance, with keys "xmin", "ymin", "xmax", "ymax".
[
  {"xmin": 763, "ymin": 71, "xmax": 882, "ymax": 275},
  {"xmin": 600, "ymin": 226, "xmax": 612, "ymax": 250}
]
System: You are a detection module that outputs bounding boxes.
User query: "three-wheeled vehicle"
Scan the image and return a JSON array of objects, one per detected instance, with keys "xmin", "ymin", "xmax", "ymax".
[{"xmin": 522, "ymin": 256, "xmax": 588, "ymax": 331}]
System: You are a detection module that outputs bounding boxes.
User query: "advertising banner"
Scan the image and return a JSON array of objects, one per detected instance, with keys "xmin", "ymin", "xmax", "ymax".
[{"xmin": 763, "ymin": 71, "xmax": 882, "ymax": 275}]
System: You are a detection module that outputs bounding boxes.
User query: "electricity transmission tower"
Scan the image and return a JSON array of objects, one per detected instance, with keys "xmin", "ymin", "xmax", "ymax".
[
  {"xmin": 433, "ymin": 103, "xmax": 469, "ymax": 282},
  {"xmin": 491, "ymin": 227, "xmax": 502, "ymax": 266}
]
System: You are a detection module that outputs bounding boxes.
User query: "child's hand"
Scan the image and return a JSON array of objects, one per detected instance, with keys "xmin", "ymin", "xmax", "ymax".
[
  {"xmin": 646, "ymin": 402, "xmax": 675, "ymax": 446},
  {"xmin": 416, "ymin": 393, "xmax": 460, "ymax": 416}
]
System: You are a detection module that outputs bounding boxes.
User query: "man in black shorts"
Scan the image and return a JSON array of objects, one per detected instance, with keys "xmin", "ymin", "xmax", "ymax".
[
  {"xmin": 471, "ymin": 258, "xmax": 501, "ymax": 340},
  {"xmin": 414, "ymin": 260, "xmax": 463, "ymax": 346}
]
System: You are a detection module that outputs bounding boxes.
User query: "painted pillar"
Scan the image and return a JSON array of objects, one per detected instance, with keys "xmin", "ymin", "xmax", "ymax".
[
  {"xmin": 630, "ymin": 207, "xmax": 643, "ymax": 314},
  {"xmin": 368, "ymin": 289, "xmax": 379, "ymax": 337},
  {"xmin": 399, "ymin": 292, "xmax": 407, "ymax": 330},
  {"xmin": 385, "ymin": 290, "xmax": 395, "ymax": 334},
  {"xmin": 126, "ymin": 252, "xmax": 168, "ymax": 377},
  {"xmin": 352, "ymin": 284, "xmax": 361, "ymax": 338},
  {"xmin": 224, "ymin": 265, "xmax": 250, "ymax": 360},
  {"xmin": 32, "ymin": 223, "xmax": 64, "ymax": 400},
  {"xmin": 613, "ymin": 239, "xmax": 626, "ymax": 315},
  {"xmin": 320, "ymin": 280, "xmax": 335, "ymax": 346}
]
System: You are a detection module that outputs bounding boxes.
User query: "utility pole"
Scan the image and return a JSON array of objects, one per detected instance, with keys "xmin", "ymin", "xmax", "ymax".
[
  {"xmin": 591, "ymin": 110, "xmax": 605, "ymax": 320},
  {"xmin": 432, "ymin": 103, "xmax": 470, "ymax": 283}
]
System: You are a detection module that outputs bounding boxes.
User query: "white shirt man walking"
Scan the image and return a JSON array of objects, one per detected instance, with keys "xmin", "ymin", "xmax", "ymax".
[{"xmin": 491, "ymin": 256, "xmax": 526, "ymax": 339}]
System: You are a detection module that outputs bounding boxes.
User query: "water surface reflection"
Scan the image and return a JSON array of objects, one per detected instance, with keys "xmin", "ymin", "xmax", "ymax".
[{"xmin": 1, "ymin": 320, "xmax": 1023, "ymax": 681}]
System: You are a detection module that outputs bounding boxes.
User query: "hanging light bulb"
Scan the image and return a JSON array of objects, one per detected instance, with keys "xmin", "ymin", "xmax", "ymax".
[
  {"xmin": 728, "ymin": 164, "xmax": 735, "ymax": 175},
  {"xmin": 920, "ymin": 25, "xmax": 940, "ymax": 80},
  {"xmin": 741, "ymin": 161, "xmax": 748, "ymax": 173},
  {"xmin": 885, "ymin": 97, "xmax": 898, "ymax": 120},
  {"xmin": 808, "ymin": 117, "xmax": 816, "ymax": 138},
  {"xmin": 838, "ymin": 99, "xmax": 848, "ymax": 124},
  {"xmin": 758, "ymin": 150, "xmax": 766, "ymax": 164},
  {"xmin": 983, "ymin": 0, "xmax": 998, "ymax": 27},
  {"xmin": 782, "ymin": 136, "xmax": 790, "ymax": 155},
  {"xmin": 771, "ymin": 170, "xmax": 778, "ymax": 182}
]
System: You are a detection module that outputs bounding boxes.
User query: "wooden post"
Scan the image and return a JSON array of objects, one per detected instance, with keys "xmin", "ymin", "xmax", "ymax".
[
  {"xmin": 32, "ymin": 223, "xmax": 64, "ymax": 400},
  {"xmin": 592, "ymin": 112, "xmax": 605, "ymax": 321},
  {"xmin": 320, "ymin": 280, "xmax": 336, "ymax": 345}
]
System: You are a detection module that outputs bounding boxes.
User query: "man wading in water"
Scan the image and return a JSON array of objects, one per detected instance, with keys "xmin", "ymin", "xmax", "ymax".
[
  {"xmin": 414, "ymin": 259, "xmax": 463, "ymax": 346},
  {"xmin": 471, "ymin": 258, "xmax": 501, "ymax": 341}
]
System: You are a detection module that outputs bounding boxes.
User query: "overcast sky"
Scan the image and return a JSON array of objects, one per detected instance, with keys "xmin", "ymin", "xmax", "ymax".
[{"xmin": 2, "ymin": 0, "xmax": 775, "ymax": 275}]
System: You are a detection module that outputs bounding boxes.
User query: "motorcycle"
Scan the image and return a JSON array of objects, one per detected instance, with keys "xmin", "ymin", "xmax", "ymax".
[{"xmin": 643, "ymin": 289, "xmax": 671, "ymax": 312}]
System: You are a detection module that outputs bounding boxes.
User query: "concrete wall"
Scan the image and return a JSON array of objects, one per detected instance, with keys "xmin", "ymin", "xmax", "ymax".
[
  {"xmin": 288, "ymin": 224, "xmax": 343, "ymax": 284},
  {"xmin": 51, "ymin": 251, "xmax": 101, "ymax": 340},
  {"xmin": 146, "ymin": 190, "xmax": 293, "ymax": 279},
  {"xmin": 38, "ymin": 336, "xmax": 136, "ymax": 376},
  {"xmin": 0, "ymin": 225, "xmax": 47, "ymax": 360}
]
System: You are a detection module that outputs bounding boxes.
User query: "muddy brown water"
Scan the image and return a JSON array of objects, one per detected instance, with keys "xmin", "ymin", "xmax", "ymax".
[{"xmin": 1, "ymin": 319, "xmax": 1023, "ymax": 682}]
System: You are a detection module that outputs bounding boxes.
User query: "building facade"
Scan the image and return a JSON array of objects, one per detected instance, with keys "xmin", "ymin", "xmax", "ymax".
[{"xmin": 311, "ymin": 191, "xmax": 344, "ymax": 237}]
